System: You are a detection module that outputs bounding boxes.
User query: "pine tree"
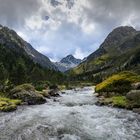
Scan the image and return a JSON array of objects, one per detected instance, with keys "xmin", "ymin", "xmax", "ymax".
[
  {"xmin": 0, "ymin": 63, "xmax": 8, "ymax": 91},
  {"xmin": 30, "ymin": 66, "xmax": 45, "ymax": 82},
  {"xmin": 11, "ymin": 59, "xmax": 27, "ymax": 85}
]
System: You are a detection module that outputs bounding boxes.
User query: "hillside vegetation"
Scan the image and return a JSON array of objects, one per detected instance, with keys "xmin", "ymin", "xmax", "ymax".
[
  {"xmin": 95, "ymin": 71, "xmax": 140, "ymax": 95},
  {"xmin": 95, "ymin": 71, "xmax": 140, "ymax": 111},
  {"xmin": 68, "ymin": 26, "xmax": 140, "ymax": 83}
]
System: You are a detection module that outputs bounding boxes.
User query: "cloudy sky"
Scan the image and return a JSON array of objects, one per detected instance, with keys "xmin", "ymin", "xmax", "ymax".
[{"xmin": 0, "ymin": 0, "xmax": 140, "ymax": 61}]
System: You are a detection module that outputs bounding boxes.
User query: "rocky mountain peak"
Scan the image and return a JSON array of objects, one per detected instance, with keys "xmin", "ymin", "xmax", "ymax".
[
  {"xmin": 55, "ymin": 54, "xmax": 82, "ymax": 72},
  {"xmin": 60, "ymin": 54, "xmax": 81, "ymax": 64},
  {"xmin": 100, "ymin": 26, "xmax": 137, "ymax": 50}
]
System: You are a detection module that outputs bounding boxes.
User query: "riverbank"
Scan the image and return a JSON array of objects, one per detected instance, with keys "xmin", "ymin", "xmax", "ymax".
[
  {"xmin": 0, "ymin": 87, "xmax": 139, "ymax": 140},
  {"xmin": 95, "ymin": 71, "xmax": 140, "ymax": 114},
  {"xmin": 0, "ymin": 84, "xmax": 61, "ymax": 112}
]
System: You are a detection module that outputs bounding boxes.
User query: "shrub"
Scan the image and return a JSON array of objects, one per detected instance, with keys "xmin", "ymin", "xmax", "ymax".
[{"xmin": 34, "ymin": 81, "xmax": 50, "ymax": 91}]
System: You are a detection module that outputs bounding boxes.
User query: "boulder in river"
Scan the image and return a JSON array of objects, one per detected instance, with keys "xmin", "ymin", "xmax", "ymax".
[
  {"xmin": 133, "ymin": 108, "xmax": 140, "ymax": 114},
  {"xmin": 126, "ymin": 90, "xmax": 140, "ymax": 108},
  {"xmin": 48, "ymin": 89, "xmax": 60, "ymax": 97},
  {"xmin": 9, "ymin": 84, "xmax": 46, "ymax": 105},
  {"xmin": 48, "ymin": 84, "xmax": 60, "ymax": 97}
]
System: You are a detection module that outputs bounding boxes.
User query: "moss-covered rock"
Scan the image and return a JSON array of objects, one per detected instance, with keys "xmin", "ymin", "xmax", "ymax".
[
  {"xmin": 95, "ymin": 71, "xmax": 140, "ymax": 96},
  {"xmin": 0, "ymin": 97, "xmax": 21, "ymax": 112},
  {"xmin": 111, "ymin": 96, "xmax": 128, "ymax": 108},
  {"xmin": 9, "ymin": 84, "xmax": 46, "ymax": 105},
  {"xmin": 96, "ymin": 96, "xmax": 129, "ymax": 108},
  {"xmin": 38, "ymin": 90, "xmax": 50, "ymax": 98},
  {"xmin": 10, "ymin": 84, "xmax": 35, "ymax": 93}
]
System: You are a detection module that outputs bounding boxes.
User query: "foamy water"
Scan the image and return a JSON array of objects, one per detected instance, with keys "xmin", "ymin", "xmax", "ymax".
[{"xmin": 0, "ymin": 87, "xmax": 139, "ymax": 140}]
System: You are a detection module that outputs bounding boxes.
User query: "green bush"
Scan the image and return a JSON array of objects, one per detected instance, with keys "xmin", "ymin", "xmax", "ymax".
[{"xmin": 34, "ymin": 81, "xmax": 50, "ymax": 91}]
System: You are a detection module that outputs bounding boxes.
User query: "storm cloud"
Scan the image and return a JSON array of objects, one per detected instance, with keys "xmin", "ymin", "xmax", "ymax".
[{"xmin": 0, "ymin": 0, "xmax": 140, "ymax": 61}]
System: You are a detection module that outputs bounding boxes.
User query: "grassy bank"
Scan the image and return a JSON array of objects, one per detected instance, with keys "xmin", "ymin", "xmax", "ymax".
[{"xmin": 95, "ymin": 71, "xmax": 140, "ymax": 111}]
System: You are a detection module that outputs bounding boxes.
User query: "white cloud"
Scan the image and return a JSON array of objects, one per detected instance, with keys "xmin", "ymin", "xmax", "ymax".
[
  {"xmin": 1, "ymin": 0, "xmax": 140, "ymax": 61},
  {"xmin": 74, "ymin": 48, "xmax": 89, "ymax": 59}
]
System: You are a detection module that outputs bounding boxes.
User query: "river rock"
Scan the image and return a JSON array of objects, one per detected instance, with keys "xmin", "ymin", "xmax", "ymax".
[
  {"xmin": 133, "ymin": 108, "xmax": 140, "ymax": 114},
  {"xmin": 95, "ymin": 101, "xmax": 105, "ymax": 106},
  {"xmin": 9, "ymin": 84, "xmax": 46, "ymax": 105},
  {"xmin": 126, "ymin": 90, "xmax": 140, "ymax": 101},
  {"xmin": 126, "ymin": 90, "xmax": 140, "ymax": 108},
  {"xmin": 41, "ymin": 90, "xmax": 50, "ymax": 98},
  {"xmin": 131, "ymin": 82, "xmax": 140, "ymax": 90},
  {"xmin": 48, "ymin": 89, "xmax": 60, "ymax": 97}
]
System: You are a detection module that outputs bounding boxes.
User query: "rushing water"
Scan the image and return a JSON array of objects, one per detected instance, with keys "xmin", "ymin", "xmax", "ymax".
[{"xmin": 0, "ymin": 87, "xmax": 140, "ymax": 140}]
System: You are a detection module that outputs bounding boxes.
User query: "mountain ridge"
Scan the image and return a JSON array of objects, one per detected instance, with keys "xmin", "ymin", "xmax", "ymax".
[
  {"xmin": 55, "ymin": 54, "xmax": 82, "ymax": 72},
  {"xmin": 68, "ymin": 26, "xmax": 140, "ymax": 83},
  {"xmin": 0, "ymin": 25, "xmax": 57, "ymax": 70}
]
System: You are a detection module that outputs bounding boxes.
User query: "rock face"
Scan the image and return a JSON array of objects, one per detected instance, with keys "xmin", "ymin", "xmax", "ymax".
[
  {"xmin": 9, "ymin": 84, "xmax": 46, "ymax": 105},
  {"xmin": 55, "ymin": 55, "xmax": 82, "ymax": 72},
  {"xmin": 0, "ymin": 25, "xmax": 57, "ymax": 70}
]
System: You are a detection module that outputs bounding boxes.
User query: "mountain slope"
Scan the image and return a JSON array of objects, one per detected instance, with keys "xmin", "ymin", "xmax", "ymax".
[
  {"xmin": 0, "ymin": 25, "xmax": 64, "ymax": 86},
  {"xmin": 69, "ymin": 26, "xmax": 140, "ymax": 82},
  {"xmin": 0, "ymin": 25, "xmax": 57, "ymax": 70},
  {"xmin": 55, "ymin": 55, "xmax": 82, "ymax": 72}
]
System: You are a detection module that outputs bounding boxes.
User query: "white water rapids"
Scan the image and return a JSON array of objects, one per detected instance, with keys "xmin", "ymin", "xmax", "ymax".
[{"xmin": 0, "ymin": 87, "xmax": 140, "ymax": 140}]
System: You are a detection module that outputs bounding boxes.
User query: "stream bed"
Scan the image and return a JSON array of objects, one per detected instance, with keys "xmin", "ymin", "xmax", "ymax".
[{"xmin": 0, "ymin": 87, "xmax": 140, "ymax": 140}]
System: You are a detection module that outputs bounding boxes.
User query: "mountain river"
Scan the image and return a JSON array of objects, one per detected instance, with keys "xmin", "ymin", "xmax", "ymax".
[{"xmin": 0, "ymin": 87, "xmax": 140, "ymax": 140}]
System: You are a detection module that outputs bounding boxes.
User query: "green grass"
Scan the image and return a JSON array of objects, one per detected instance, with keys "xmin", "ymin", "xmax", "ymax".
[
  {"xmin": 69, "ymin": 63, "xmax": 85, "ymax": 75},
  {"xmin": 69, "ymin": 54, "xmax": 110, "ymax": 75},
  {"xmin": 103, "ymin": 96, "xmax": 128, "ymax": 108},
  {"xmin": 89, "ymin": 54, "xmax": 109, "ymax": 65},
  {"xmin": 111, "ymin": 96, "xmax": 128, "ymax": 107}
]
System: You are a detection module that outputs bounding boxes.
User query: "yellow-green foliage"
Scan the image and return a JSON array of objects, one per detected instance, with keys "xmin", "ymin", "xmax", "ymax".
[
  {"xmin": 95, "ymin": 71, "xmax": 140, "ymax": 93},
  {"xmin": 70, "ymin": 55, "xmax": 110, "ymax": 75},
  {"xmin": 0, "ymin": 97, "xmax": 22, "ymax": 112},
  {"xmin": 89, "ymin": 54, "xmax": 109, "ymax": 65},
  {"xmin": 37, "ymin": 90, "xmax": 50, "ymax": 98},
  {"xmin": 111, "ymin": 96, "xmax": 128, "ymax": 107},
  {"xmin": 70, "ymin": 63, "xmax": 85, "ymax": 75},
  {"xmin": 104, "ymin": 96, "xmax": 128, "ymax": 108}
]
